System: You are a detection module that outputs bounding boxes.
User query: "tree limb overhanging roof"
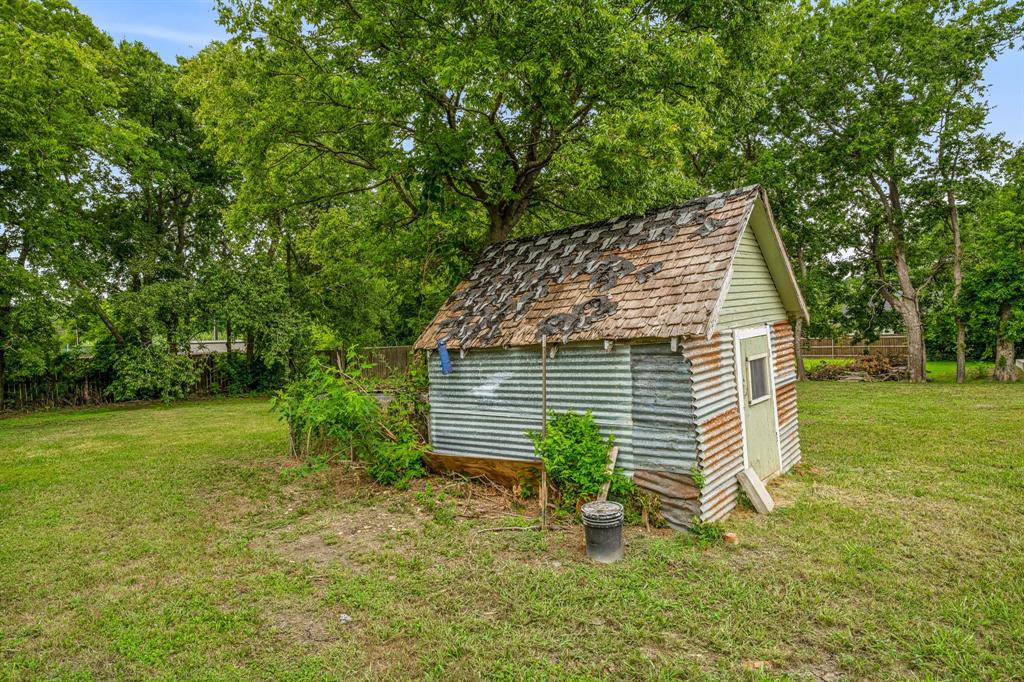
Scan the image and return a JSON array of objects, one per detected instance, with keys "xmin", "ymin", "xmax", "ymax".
[{"xmin": 414, "ymin": 185, "xmax": 808, "ymax": 351}]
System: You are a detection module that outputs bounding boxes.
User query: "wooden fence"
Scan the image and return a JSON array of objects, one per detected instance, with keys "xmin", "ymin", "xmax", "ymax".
[
  {"xmin": 801, "ymin": 335, "xmax": 908, "ymax": 359},
  {"xmin": 320, "ymin": 345, "xmax": 416, "ymax": 380},
  {"xmin": 2, "ymin": 356, "xmax": 228, "ymax": 413},
  {"xmin": 3, "ymin": 346, "xmax": 420, "ymax": 412}
]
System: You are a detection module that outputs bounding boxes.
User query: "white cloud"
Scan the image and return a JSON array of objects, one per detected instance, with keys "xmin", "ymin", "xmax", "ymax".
[{"xmin": 104, "ymin": 22, "xmax": 224, "ymax": 46}]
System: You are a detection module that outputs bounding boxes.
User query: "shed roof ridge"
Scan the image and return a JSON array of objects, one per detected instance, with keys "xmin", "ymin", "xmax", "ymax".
[{"xmin": 492, "ymin": 185, "xmax": 761, "ymax": 248}]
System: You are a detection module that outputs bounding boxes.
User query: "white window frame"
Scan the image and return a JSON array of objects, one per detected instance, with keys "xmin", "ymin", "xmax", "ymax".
[
  {"xmin": 745, "ymin": 352, "xmax": 771, "ymax": 405},
  {"xmin": 732, "ymin": 324, "xmax": 784, "ymax": 477}
]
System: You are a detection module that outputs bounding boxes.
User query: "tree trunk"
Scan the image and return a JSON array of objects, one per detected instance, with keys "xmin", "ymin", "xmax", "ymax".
[
  {"xmin": 92, "ymin": 298, "xmax": 126, "ymax": 345},
  {"xmin": 948, "ymin": 191, "xmax": 966, "ymax": 384},
  {"xmin": 246, "ymin": 332, "xmax": 255, "ymax": 368},
  {"xmin": 902, "ymin": 308, "xmax": 927, "ymax": 383},
  {"xmin": 794, "ymin": 317, "xmax": 806, "ymax": 381},
  {"xmin": 993, "ymin": 303, "xmax": 1017, "ymax": 383},
  {"xmin": 488, "ymin": 209, "xmax": 513, "ymax": 243},
  {"xmin": 225, "ymin": 319, "xmax": 233, "ymax": 353},
  {"xmin": 167, "ymin": 314, "xmax": 178, "ymax": 354},
  {"xmin": 891, "ymin": 240, "xmax": 927, "ymax": 383}
]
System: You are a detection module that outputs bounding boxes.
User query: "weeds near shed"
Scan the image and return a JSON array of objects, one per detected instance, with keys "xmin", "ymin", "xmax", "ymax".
[
  {"xmin": 689, "ymin": 519, "xmax": 726, "ymax": 546},
  {"xmin": 270, "ymin": 352, "xmax": 429, "ymax": 488},
  {"xmin": 414, "ymin": 484, "xmax": 456, "ymax": 525},
  {"xmin": 689, "ymin": 465, "xmax": 706, "ymax": 490},
  {"xmin": 529, "ymin": 410, "xmax": 615, "ymax": 510}
]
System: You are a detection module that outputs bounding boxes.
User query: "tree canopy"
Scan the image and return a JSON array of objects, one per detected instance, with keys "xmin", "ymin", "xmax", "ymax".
[{"xmin": 2, "ymin": 0, "xmax": 1023, "ymax": 407}]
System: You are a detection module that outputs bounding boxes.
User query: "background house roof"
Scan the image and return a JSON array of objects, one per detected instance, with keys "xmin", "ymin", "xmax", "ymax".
[{"xmin": 414, "ymin": 185, "xmax": 804, "ymax": 351}]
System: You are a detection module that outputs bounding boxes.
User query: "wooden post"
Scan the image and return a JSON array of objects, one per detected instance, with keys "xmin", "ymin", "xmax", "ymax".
[
  {"xmin": 597, "ymin": 446, "xmax": 619, "ymax": 502},
  {"xmin": 540, "ymin": 335, "xmax": 548, "ymax": 530}
]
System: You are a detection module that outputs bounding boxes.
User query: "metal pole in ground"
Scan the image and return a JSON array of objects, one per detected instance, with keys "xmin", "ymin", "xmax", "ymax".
[{"xmin": 540, "ymin": 335, "xmax": 548, "ymax": 530}]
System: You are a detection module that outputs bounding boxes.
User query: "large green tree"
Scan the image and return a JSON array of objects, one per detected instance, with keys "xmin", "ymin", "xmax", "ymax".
[
  {"xmin": 0, "ymin": 0, "xmax": 135, "ymax": 401},
  {"xmin": 189, "ymin": 0, "xmax": 786, "ymax": 240},
  {"xmin": 776, "ymin": 0, "xmax": 1022, "ymax": 382},
  {"xmin": 180, "ymin": 0, "xmax": 792, "ymax": 344},
  {"xmin": 962, "ymin": 149, "xmax": 1024, "ymax": 382}
]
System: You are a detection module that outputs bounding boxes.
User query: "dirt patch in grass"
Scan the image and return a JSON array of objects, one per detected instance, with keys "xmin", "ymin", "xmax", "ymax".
[
  {"xmin": 251, "ymin": 459, "xmax": 548, "ymax": 569},
  {"xmin": 269, "ymin": 605, "xmax": 339, "ymax": 645}
]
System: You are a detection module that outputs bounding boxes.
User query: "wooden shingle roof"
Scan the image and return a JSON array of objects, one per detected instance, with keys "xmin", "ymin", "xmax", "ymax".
[{"xmin": 414, "ymin": 185, "xmax": 800, "ymax": 351}]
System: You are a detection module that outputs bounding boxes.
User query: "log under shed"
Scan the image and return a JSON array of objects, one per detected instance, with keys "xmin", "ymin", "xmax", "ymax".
[{"xmin": 413, "ymin": 185, "xmax": 809, "ymax": 529}]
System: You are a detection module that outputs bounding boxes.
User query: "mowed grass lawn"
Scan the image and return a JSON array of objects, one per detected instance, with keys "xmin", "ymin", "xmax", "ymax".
[{"xmin": 1, "ymin": 371, "xmax": 1022, "ymax": 680}]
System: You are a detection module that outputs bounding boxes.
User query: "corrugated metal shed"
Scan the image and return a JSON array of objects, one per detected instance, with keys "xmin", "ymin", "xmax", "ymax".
[
  {"xmin": 419, "ymin": 186, "xmax": 806, "ymax": 530},
  {"xmin": 428, "ymin": 344, "xmax": 632, "ymax": 464},
  {"xmin": 428, "ymin": 342, "xmax": 700, "ymax": 476}
]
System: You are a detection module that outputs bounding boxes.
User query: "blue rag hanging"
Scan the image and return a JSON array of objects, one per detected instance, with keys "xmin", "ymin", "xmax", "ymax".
[{"xmin": 437, "ymin": 340, "xmax": 452, "ymax": 375}]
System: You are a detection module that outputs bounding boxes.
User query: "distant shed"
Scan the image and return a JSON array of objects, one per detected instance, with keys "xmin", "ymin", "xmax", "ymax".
[{"xmin": 413, "ymin": 186, "xmax": 808, "ymax": 528}]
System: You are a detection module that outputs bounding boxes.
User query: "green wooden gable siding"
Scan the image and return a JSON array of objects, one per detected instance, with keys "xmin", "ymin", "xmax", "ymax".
[{"xmin": 716, "ymin": 225, "xmax": 787, "ymax": 329}]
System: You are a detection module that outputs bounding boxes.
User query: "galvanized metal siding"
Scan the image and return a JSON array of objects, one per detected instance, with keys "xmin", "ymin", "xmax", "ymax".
[
  {"xmin": 717, "ymin": 226, "xmax": 788, "ymax": 330},
  {"xmin": 772, "ymin": 321, "xmax": 801, "ymax": 473},
  {"xmin": 629, "ymin": 343, "xmax": 698, "ymax": 475},
  {"xmin": 427, "ymin": 344, "xmax": 634, "ymax": 465},
  {"xmin": 681, "ymin": 332, "xmax": 746, "ymax": 524}
]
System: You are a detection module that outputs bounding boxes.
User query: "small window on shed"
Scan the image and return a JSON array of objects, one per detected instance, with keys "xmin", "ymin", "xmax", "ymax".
[{"xmin": 747, "ymin": 355, "xmax": 769, "ymax": 404}]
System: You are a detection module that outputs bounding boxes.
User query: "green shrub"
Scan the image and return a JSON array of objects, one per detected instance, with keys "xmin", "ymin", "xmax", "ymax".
[
  {"xmin": 529, "ymin": 410, "xmax": 614, "ymax": 509},
  {"xmin": 367, "ymin": 437, "xmax": 427, "ymax": 489},
  {"xmin": 690, "ymin": 519, "xmax": 725, "ymax": 545},
  {"xmin": 270, "ymin": 358, "xmax": 429, "ymax": 488},
  {"xmin": 211, "ymin": 351, "xmax": 258, "ymax": 395},
  {"xmin": 270, "ymin": 363, "xmax": 378, "ymax": 458},
  {"xmin": 107, "ymin": 345, "xmax": 199, "ymax": 402}
]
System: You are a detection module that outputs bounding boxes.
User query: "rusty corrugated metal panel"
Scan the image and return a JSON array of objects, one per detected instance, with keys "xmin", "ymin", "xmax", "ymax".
[
  {"xmin": 696, "ymin": 407, "xmax": 745, "ymax": 521},
  {"xmin": 685, "ymin": 332, "xmax": 739, "ymax": 422},
  {"xmin": 775, "ymin": 381, "xmax": 798, "ymax": 427},
  {"xmin": 681, "ymin": 331, "xmax": 746, "ymax": 524},
  {"xmin": 771, "ymin": 321, "xmax": 797, "ymax": 383},
  {"xmin": 772, "ymin": 320, "xmax": 801, "ymax": 473},
  {"xmin": 427, "ymin": 343, "xmax": 635, "ymax": 465},
  {"xmin": 780, "ymin": 420, "xmax": 800, "ymax": 473},
  {"xmin": 634, "ymin": 469, "xmax": 702, "ymax": 531}
]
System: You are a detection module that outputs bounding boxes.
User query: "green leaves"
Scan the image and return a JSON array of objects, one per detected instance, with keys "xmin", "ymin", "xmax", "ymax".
[
  {"xmin": 270, "ymin": 361, "xmax": 429, "ymax": 487},
  {"xmin": 185, "ymin": 0, "xmax": 778, "ymax": 238},
  {"xmin": 107, "ymin": 345, "xmax": 200, "ymax": 402},
  {"xmin": 529, "ymin": 410, "xmax": 615, "ymax": 509}
]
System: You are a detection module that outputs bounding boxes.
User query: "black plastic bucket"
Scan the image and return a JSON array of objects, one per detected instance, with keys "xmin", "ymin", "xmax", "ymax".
[{"xmin": 581, "ymin": 500, "xmax": 624, "ymax": 563}]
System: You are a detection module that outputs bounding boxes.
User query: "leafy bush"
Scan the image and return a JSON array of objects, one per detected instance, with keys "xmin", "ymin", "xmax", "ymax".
[
  {"xmin": 607, "ymin": 474, "xmax": 664, "ymax": 527},
  {"xmin": 529, "ymin": 410, "xmax": 614, "ymax": 509},
  {"xmin": 690, "ymin": 519, "xmax": 726, "ymax": 545},
  {"xmin": 270, "ymin": 363, "xmax": 378, "ymax": 458},
  {"xmin": 107, "ymin": 345, "xmax": 199, "ymax": 402},
  {"xmin": 368, "ymin": 438, "xmax": 427, "ymax": 489},
  {"xmin": 211, "ymin": 351, "xmax": 258, "ymax": 395},
  {"xmin": 270, "ymin": 356, "xmax": 429, "ymax": 488}
]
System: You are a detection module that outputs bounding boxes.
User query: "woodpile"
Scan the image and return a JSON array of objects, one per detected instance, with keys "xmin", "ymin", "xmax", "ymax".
[{"xmin": 807, "ymin": 354, "xmax": 909, "ymax": 382}]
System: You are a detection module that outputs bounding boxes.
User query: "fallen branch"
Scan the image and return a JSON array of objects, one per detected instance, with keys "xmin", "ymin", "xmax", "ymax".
[{"xmin": 475, "ymin": 524, "xmax": 541, "ymax": 533}]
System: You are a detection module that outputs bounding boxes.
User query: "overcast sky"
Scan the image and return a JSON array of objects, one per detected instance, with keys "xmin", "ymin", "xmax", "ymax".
[{"xmin": 77, "ymin": 0, "xmax": 1024, "ymax": 144}]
